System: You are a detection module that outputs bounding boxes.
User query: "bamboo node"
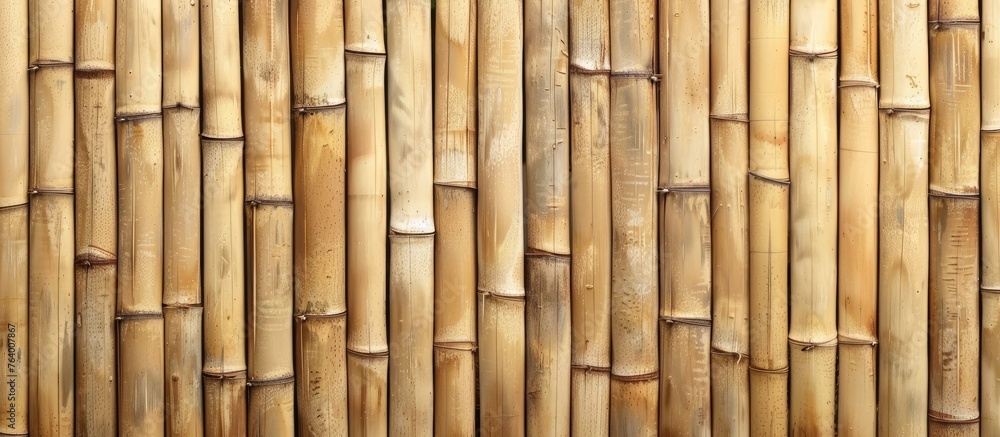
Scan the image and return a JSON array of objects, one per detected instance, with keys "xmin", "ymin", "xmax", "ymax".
[
  {"xmin": 928, "ymin": 412, "xmax": 980, "ymax": 424},
  {"xmin": 433, "ymin": 342, "xmax": 477, "ymax": 352},
  {"xmin": 837, "ymin": 335, "xmax": 877, "ymax": 346},
  {"xmin": 710, "ymin": 348, "xmax": 749, "ymax": 363},
  {"xmin": 202, "ymin": 370, "xmax": 248, "ymax": 380},
  {"xmin": 0, "ymin": 201, "xmax": 28, "ymax": 211},
  {"xmin": 660, "ymin": 316, "xmax": 712, "ymax": 327},
  {"xmin": 788, "ymin": 337, "xmax": 837, "ymax": 350},
  {"xmin": 246, "ymin": 375, "xmax": 295, "ymax": 387},
  {"xmin": 115, "ymin": 313, "xmax": 164, "ymax": 321},
  {"xmin": 748, "ymin": 365, "xmax": 789, "ymax": 374},
  {"xmin": 570, "ymin": 365, "xmax": 611, "ymax": 373},
  {"xmin": 982, "ymin": 285, "xmax": 1000, "ymax": 294},
  {"xmin": 610, "ymin": 371, "xmax": 659, "ymax": 382}
]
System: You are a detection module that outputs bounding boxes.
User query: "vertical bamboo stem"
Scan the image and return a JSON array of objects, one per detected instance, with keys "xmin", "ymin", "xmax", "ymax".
[
  {"xmin": 568, "ymin": 0, "xmax": 611, "ymax": 433},
  {"xmin": 27, "ymin": 0, "xmax": 74, "ymax": 434},
  {"xmin": 878, "ymin": 0, "xmax": 930, "ymax": 434},
  {"xmin": 982, "ymin": 0, "xmax": 1000, "ymax": 434}
]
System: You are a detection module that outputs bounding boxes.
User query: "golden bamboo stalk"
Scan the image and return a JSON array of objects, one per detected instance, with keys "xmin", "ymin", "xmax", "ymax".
[
  {"xmin": 26, "ymin": 0, "xmax": 74, "ymax": 434},
  {"xmin": 290, "ymin": 1, "xmax": 347, "ymax": 434},
  {"xmin": 927, "ymin": 1, "xmax": 980, "ymax": 434},
  {"xmin": 709, "ymin": 0, "xmax": 750, "ymax": 433},
  {"xmin": 242, "ymin": 0, "xmax": 295, "ymax": 432},
  {"xmin": 477, "ymin": 0, "xmax": 526, "ymax": 433},
  {"xmin": 74, "ymin": 52, "xmax": 118, "ymax": 437},
  {"xmin": 432, "ymin": 0, "xmax": 476, "ymax": 433},
  {"xmin": 878, "ymin": 0, "xmax": 930, "ymax": 434},
  {"xmin": 983, "ymin": 1, "xmax": 1000, "ymax": 434},
  {"xmin": 658, "ymin": 0, "xmax": 711, "ymax": 433},
  {"xmin": 568, "ymin": 0, "xmax": 611, "ymax": 434}
]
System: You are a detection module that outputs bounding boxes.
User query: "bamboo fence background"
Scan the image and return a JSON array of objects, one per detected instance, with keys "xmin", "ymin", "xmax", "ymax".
[{"xmin": 1, "ymin": 0, "xmax": 998, "ymax": 435}]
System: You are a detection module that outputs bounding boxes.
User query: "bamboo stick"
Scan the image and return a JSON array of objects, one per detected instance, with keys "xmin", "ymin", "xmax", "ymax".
[
  {"xmin": 27, "ymin": 0, "xmax": 74, "ymax": 434},
  {"xmin": 74, "ymin": 3, "xmax": 117, "ymax": 432},
  {"xmin": 878, "ymin": 0, "xmax": 930, "ymax": 434},
  {"xmin": 290, "ymin": 1, "xmax": 348, "ymax": 434},
  {"xmin": 658, "ymin": 0, "xmax": 711, "ymax": 433},
  {"xmin": 837, "ymin": 0, "xmax": 878, "ymax": 434},
  {"xmin": 983, "ymin": 1, "xmax": 1000, "ymax": 434},
  {"xmin": 432, "ymin": 0, "xmax": 477, "ymax": 432},
  {"xmin": 242, "ymin": 0, "xmax": 295, "ymax": 432},
  {"xmin": 568, "ymin": 0, "xmax": 611, "ymax": 433},
  {"xmin": 477, "ymin": 0, "xmax": 526, "ymax": 433},
  {"xmin": 709, "ymin": 0, "xmax": 750, "ymax": 433},
  {"xmin": 927, "ymin": 1, "xmax": 980, "ymax": 434}
]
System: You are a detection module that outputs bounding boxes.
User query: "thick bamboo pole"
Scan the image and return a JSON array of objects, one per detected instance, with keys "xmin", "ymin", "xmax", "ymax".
[
  {"xmin": 928, "ymin": 1, "xmax": 980, "ymax": 434},
  {"xmin": 200, "ymin": 0, "xmax": 247, "ymax": 434},
  {"xmin": 788, "ymin": 0, "xmax": 838, "ymax": 433},
  {"xmin": 27, "ymin": 0, "xmax": 74, "ymax": 434},
  {"xmin": 432, "ymin": 0, "xmax": 476, "ymax": 433},
  {"xmin": 524, "ymin": 0, "xmax": 570, "ymax": 433},
  {"xmin": 568, "ymin": 0, "xmax": 611, "ymax": 433},
  {"xmin": 878, "ymin": 0, "xmax": 930, "ymax": 434},
  {"xmin": 658, "ymin": 0, "xmax": 711, "ymax": 433},
  {"xmin": 609, "ymin": 0, "xmax": 658, "ymax": 434},
  {"xmin": 477, "ymin": 0, "xmax": 526, "ymax": 433},
  {"xmin": 748, "ymin": 0, "xmax": 789, "ymax": 433},
  {"xmin": 162, "ymin": 1, "xmax": 202, "ymax": 434},
  {"xmin": 837, "ymin": 0, "xmax": 878, "ymax": 434},
  {"xmin": 290, "ymin": 2, "xmax": 347, "ymax": 435},
  {"xmin": 242, "ymin": 0, "xmax": 295, "ymax": 432},
  {"xmin": 709, "ymin": 0, "xmax": 750, "ymax": 434},
  {"xmin": 345, "ymin": 0, "xmax": 388, "ymax": 432},
  {"xmin": 983, "ymin": 1, "xmax": 1000, "ymax": 434}
]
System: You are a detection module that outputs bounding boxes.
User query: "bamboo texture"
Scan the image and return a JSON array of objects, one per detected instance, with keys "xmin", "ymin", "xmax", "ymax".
[{"xmin": 984, "ymin": 0, "xmax": 1000, "ymax": 434}]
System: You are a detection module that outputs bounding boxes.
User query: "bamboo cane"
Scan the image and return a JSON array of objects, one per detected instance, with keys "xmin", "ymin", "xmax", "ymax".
[
  {"xmin": 658, "ymin": 0, "xmax": 711, "ymax": 433},
  {"xmin": 568, "ymin": 0, "xmax": 611, "ymax": 433},
  {"xmin": 290, "ymin": 1, "xmax": 348, "ymax": 434},
  {"xmin": 709, "ymin": 0, "xmax": 750, "ymax": 433},
  {"xmin": 927, "ymin": 1, "xmax": 980, "ymax": 434},
  {"xmin": 878, "ymin": 0, "xmax": 930, "ymax": 434},
  {"xmin": 242, "ymin": 1, "xmax": 295, "ymax": 432},
  {"xmin": 837, "ymin": 0, "xmax": 878, "ymax": 434},
  {"xmin": 524, "ymin": 0, "xmax": 571, "ymax": 433},
  {"xmin": 27, "ymin": 0, "xmax": 74, "ymax": 434},
  {"xmin": 477, "ymin": 0, "xmax": 526, "ymax": 433},
  {"xmin": 983, "ymin": 1, "xmax": 1000, "ymax": 434},
  {"xmin": 74, "ymin": 24, "xmax": 118, "ymax": 437},
  {"xmin": 432, "ymin": 0, "xmax": 477, "ymax": 433}
]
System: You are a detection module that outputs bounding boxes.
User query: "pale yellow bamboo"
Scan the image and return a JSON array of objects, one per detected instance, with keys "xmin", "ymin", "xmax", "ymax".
[
  {"xmin": 27, "ymin": 0, "xmax": 74, "ymax": 434},
  {"xmin": 983, "ymin": 0, "xmax": 1000, "ymax": 434},
  {"xmin": 163, "ymin": 306, "xmax": 203, "ymax": 436}
]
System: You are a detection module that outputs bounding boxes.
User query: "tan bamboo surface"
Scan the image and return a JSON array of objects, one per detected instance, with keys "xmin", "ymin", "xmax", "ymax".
[
  {"xmin": 928, "ymin": 1, "xmax": 980, "ymax": 434},
  {"xmin": 658, "ymin": 0, "xmax": 711, "ymax": 433},
  {"xmin": 608, "ymin": 0, "xmax": 658, "ymax": 434},
  {"xmin": 524, "ymin": 0, "xmax": 571, "ymax": 433},
  {"xmin": 432, "ymin": 0, "xmax": 477, "ymax": 433},
  {"xmin": 708, "ymin": 0, "xmax": 750, "ymax": 433},
  {"xmin": 878, "ymin": 0, "xmax": 930, "ymax": 434},
  {"xmin": 290, "ymin": 1, "xmax": 348, "ymax": 435},
  {"xmin": 27, "ymin": 0, "xmax": 74, "ymax": 434},
  {"xmin": 242, "ymin": 0, "xmax": 296, "ymax": 432},
  {"xmin": 568, "ymin": 0, "xmax": 611, "ymax": 433},
  {"xmin": 200, "ymin": 0, "xmax": 247, "ymax": 433},
  {"xmin": 983, "ymin": 1, "xmax": 1000, "ymax": 434},
  {"xmin": 345, "ymin": 0, "xmax": 389, "ymax": 432},
  {"xmin": 477, "ymin": 0, "xmax": 526, "ymax": 432},
  {"xmin": 748, "ymin": 0, "xmax": 789, "ymax": 434},
  {"xmin": 788, "ymin": 0, "xmax": 838, "ymax": 434},
  {"xmin": 0, "ymin": 2, "xmax": 29, "ymax": 435}
]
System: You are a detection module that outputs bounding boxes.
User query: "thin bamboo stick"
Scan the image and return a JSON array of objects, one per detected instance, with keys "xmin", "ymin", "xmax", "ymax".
[
  {"xmin": 837, "ymin": 0, "xmax": 878, "ymax": 434},
  {"xmin": 290, "ymin": 1, "xmax": 348, "ymax": 434},
  {"xmin": 568, "ymin": 0, "xmax": 611, "ymax": 433},
  {"xmin": 477, "ymin": 0, "xmax": 526, "ymax": 433},
  {"xmin": 432, "ymin": 0, "xmax": 477, "ymax": 433},
  {"xmin": 709, "ymin": 0, "xmax": 750, "ymax": 433},
  {"xmin": 74, "ymin": 71, "xmax": 118, "ymax": 437},
  {"xmin": 27, "ymin": 0, "xmax": 74, "ymax": 434},
  {"xmin": 242, "ymin": 0, "xmax": 295, "ymax": 432},
  {"xmin": 983, "ymin": 1, "xmax": 1000, "ymax": 434},
  {"xmin": 878, "ymin": 0, "xmax": 930, "ymax": 434}
]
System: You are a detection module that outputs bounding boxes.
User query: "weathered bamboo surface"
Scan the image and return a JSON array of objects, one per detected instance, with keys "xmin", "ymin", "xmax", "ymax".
[{"xmin": 984, "ymin": 1, "xmax": 1000, "ymax": 435}]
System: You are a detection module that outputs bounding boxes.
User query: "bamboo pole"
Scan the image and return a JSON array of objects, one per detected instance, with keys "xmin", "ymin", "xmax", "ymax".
[
  {"xmin": 983, "ymin": 1, "xmax": 1000, "ymax": 434},
  {"xmin": 568, "ymin": 0, "xmax": 611, "ymax": 433},
  {"xmin": 432, "ymin": 0, "xmax": 477, "ymax": 433},
  {"xmin": 608, "ymin": 0, "xmax": 658, "ymax": 433},
  {"xmin": 345, "ymin": 0, "xmax": 388, "ymax": 432},
  {"xmin": 709, "ymin": 0, "xmax": 750, "ymax": 433},
  {"xmin": 658, "ymin": 0, "xmax": 711, "ymax": 433},
  {"xmin": 200, "ymin": 0, "xmax": 247, "ymax": 434},
  {"xmin": 27, "ymin": 0, "xmax": 74, "ymax": 434},
  {"xmin": 878, "ymin": 0, "xmax": 930, "ymax": 434},
  {"xmin": 928, "ymin": 1, "xmax": 980, "ymax": 434},
  {"xmin": 242, "ymin": 0, "xmax": 295, "ymax": 432},
  {"xmin": 477, "ymin": 0, "xmax": 526, "ymax": 433},
  {"xmin": 290, "ymin": 1, "xmax": 348, "ymax": 434},
  {"xmin": 748, "ymin": 0, "xmax": 789, "ymax": 433}
]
